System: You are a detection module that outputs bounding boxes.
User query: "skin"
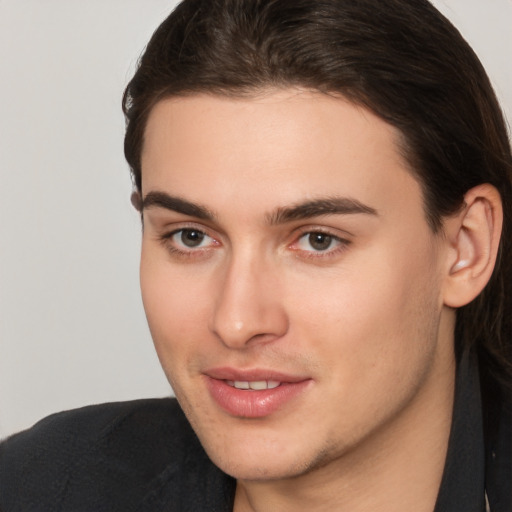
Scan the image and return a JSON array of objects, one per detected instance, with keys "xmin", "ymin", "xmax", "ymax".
[{"xmin": 139, "ymin": 89, "xmax": 459, "ymax": 511}]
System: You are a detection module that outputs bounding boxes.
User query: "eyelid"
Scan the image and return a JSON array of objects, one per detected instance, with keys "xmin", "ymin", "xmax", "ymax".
[
  {"xmin": 291, "ymin": 224, "xmax": 353, "ymax": 241},
  {"xmin": 158, "ymin": 219, "xmax": 218, "ymax": 237}
]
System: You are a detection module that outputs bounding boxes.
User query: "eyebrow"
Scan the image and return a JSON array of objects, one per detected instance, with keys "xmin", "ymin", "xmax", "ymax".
[
  {"xmin": 267, "ymin": 197, "xmax": 378, "ymax": 225},
  {"xmin": 142, "ymin": 191, "xmax": 378, "ymax": 224},
  {"xmin": 142, "ymin": 191, "xmax": 216, "ymax": 220}
]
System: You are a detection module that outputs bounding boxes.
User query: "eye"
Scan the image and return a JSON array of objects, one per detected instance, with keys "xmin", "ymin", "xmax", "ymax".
[
  {"xmin": 294, "ymin": 231, "xmax": 347, "ymax": 254},
  {"xmin": 168, "ymin": 228, "xmax": 216, "ymax": 251}
]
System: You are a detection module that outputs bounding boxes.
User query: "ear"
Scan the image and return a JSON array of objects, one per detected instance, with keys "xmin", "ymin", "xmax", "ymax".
[
  {"xmin": 131, "ymin": 190, "xmax": 142, "ymax": 211},
  {"xmin": 442, "ymin": 184, "xmax": 503, "ymax": 308}
]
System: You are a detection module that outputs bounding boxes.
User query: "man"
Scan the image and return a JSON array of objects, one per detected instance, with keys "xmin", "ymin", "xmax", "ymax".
[{"xmin": 1, "ymin": 0, "xmax": 511, "ymax": 510}]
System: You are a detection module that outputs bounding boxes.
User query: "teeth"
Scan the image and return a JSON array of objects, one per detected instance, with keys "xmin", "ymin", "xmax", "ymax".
[
  {"xmin": 227, "ymin": 380, "xmax": 281, "ymax": 390},
  {"xmin": 249, "ymin": 381, "xmax": 267, "ymax": 390}
]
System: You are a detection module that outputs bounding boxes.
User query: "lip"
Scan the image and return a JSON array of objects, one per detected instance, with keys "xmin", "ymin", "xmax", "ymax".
[{"xmin": 204, "ymin": 367, "xmax": 312, "ymax": 418}]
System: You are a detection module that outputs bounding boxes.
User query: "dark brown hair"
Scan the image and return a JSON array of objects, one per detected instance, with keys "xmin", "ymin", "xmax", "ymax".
[{"xmin": 123, "ymin": 0, "xmax": 512, "ymax": 390}]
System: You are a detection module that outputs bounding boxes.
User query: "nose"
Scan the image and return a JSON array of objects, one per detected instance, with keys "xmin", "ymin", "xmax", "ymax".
[{"xmin": 209, "ymin": 252, "xmax": 289, "ymax": 349}]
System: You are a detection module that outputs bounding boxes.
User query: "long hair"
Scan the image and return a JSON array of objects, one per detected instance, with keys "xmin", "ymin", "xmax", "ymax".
[{"xmin": 123, "ymin": 0, "xmax": 512, "ymax": 391}]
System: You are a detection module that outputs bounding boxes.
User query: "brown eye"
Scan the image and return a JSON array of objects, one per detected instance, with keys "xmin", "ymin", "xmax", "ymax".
[
  {"xmin": 294, "ymin": 231, "xmax": 348, "ymax": 256},
  {"xmin": 307, "ymin": 232, "xmax": 334, "ymax": 251},
  {"xmin": 179, "ymin": 229, "xmax": 206, "ymax": 247},
  {"xmin": 161, "ymin": 227, "xmax": 219, "ymax": 258}
]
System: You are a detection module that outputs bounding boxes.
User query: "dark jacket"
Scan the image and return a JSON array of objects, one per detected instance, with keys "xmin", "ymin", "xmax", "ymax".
[
  {"xmin": 0, "ymin": 399, "xmax": 235, "ymax": 512},
  {"xmin": 0, "ymin": 351, "xmax": 510, "ymax": 512}
]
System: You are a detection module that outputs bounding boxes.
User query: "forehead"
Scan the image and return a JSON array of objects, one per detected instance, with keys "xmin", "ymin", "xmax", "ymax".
[{"xmin": 141, "ymin": 89, "xmax": 423, "ymax": 224}]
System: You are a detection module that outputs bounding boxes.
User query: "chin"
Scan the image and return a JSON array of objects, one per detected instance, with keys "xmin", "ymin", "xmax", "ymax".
[
  {"xmin": 212, "ymin": 452, "xmax": 308, "ymax": 481},
  {"xmin": 197, "ymin": 426, "xmax": 323, "ymax": 481}
]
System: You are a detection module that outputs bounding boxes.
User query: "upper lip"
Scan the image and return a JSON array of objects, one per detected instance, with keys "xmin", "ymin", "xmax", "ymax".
[{"xmin": 204, "ymin": 367, "xmax": 310, "ymax": 383}]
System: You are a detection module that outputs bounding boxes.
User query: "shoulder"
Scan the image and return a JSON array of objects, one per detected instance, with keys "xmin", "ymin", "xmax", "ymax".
[{"xmin": 0, "ymin": 398, "xmax": 200, "ymax": 511}]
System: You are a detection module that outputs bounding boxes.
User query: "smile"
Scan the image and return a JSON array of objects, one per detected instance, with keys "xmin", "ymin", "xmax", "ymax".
[{"xmin": 204, "ymin": 368, "xmax": 312, "ymax": 418}]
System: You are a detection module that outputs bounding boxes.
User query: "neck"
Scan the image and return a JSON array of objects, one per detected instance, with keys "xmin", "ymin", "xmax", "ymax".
[{"xmin": 234, "ymin": 345, "xmax": 456, "ymax": 512}]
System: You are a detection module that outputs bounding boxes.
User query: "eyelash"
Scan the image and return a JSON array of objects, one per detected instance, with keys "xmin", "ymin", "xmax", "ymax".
[{"xmin": 158, "ymin": 226, "xmax": 351, "ymax": 260}]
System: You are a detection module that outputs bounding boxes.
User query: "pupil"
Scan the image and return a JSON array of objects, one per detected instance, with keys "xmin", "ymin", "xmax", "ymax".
[
  {"xmin": 181, "ymin": 230, "xmax": 204, "ymax": 247},
  {"xmin": 309, "ymin": 233, "xmax": 332, "ymax": 251}
]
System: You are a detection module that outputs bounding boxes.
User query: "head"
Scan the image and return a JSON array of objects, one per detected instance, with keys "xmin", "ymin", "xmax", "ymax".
[
  {"xmin": 123, "ymin": 0, "xmax": 512, "ymax": 482},
  {"xmin": 124, "ymin": 0, "xmax": 512, "ymax": 389}
]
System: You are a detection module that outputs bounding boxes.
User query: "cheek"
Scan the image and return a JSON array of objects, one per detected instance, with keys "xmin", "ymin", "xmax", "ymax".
[
  {"xmin": 287, "ymin": 244, "xmax": 442, "ymax": 380},
  {"xmin": 285, "ymin": 263, "xmax": 442, "ymax": 442},
  {"xmin": 139, "ymin": 250, "xmax": 212, "ymax": 370},
  {"xmin": 140, "ymin": 264, "xmax": 213, "ymax": 419}
]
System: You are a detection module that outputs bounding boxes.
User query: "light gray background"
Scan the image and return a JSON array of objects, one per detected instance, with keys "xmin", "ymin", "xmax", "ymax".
[{"xmin": 1, "ymin": 0, "xmax": 511, "ymax": 439}]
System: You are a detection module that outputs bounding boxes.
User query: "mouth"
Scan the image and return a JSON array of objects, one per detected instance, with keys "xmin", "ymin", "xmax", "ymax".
[{"xmin": 204, "ymin": 368, "xmax": 312, "ymax": 418}]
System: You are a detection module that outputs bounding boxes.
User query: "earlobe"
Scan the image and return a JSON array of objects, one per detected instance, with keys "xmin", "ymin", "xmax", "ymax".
[{"xmin": 443, "ymin": 184, "xmax": 503, "ymax": 308}]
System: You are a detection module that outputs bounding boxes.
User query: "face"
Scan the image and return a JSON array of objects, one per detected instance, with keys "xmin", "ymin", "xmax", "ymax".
[{"xmin": 140, "ymin": 89, "xmax": 455, "ymax": 481}]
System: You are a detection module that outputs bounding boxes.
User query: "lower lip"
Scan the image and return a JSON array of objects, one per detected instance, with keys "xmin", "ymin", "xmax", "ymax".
[{"xmin": 205, "ymin": 377, "xmax": 311, "ymax": 418}]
